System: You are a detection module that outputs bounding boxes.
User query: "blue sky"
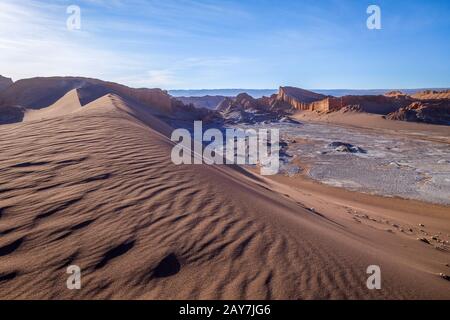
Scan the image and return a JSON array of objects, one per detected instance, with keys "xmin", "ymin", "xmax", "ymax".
[{"xmin": 0, "ymin": 0, "xmax": 449, "ymax": 89}]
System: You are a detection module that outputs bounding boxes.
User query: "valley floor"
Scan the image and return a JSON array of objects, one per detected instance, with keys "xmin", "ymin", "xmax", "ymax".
[{"xmin": 238, "ymin": 116, "xmax": 450, "ymax": 205}]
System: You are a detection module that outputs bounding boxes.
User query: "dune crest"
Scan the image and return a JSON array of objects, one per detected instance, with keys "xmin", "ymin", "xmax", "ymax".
[{"xmin": 23, "ymin": 89, "xmax": 82, "ymax": 122}]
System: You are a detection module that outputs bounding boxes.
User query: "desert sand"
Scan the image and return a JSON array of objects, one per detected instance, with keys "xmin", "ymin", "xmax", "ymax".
[
  {"xmin": 0, "ymin": 90, "xmax": 449, "ymax": 300},
  {"xmin": 23, "ymin": 89, "xmax": 83, "ymax": 122}
]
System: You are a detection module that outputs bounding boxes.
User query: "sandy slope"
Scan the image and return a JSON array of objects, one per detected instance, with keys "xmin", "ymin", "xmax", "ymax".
[
  {"xmin": 0, "ymin": 95, "xmax": 449, "ymax": 299},
  {"xmin": 23, "ymin": 89, "xmax": 82, "ymax": 122},
  {"xmin": 294, "ymin": 111, "xmax": 450, "ymax": 143}
]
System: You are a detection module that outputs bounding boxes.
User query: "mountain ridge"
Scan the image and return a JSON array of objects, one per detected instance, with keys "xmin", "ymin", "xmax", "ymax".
[{"xmin": 0, "ymin": 76, "xmax": 449, "ymax": 126}]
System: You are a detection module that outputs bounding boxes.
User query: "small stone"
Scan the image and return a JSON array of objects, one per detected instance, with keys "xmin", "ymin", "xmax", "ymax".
[
  {"xmin": 419, "ymin": 224, "xmax": 425, "ymax": 227},
  {"xmin": 417, "ymin": 237, "xmax": 430, "ymax": 244},
  {"xmin": 439, "ymin": 273, "xmax": 450, "ymax": 281},
  {"xmin": 388, "ymin": 162, "xmax": 401, "ymax": 168}
]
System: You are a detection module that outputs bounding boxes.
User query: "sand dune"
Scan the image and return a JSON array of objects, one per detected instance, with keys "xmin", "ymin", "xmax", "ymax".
[
  {"xmin": 0, "ymin": 76, "xmax": 178, "ymax": 114},
  {"xmin": 23, "ymin": 89, "xmax": 82, "ymax": 122},
  {"xmin": 0, "ymin": 94, "xmax": 449, "ymax": 299}
]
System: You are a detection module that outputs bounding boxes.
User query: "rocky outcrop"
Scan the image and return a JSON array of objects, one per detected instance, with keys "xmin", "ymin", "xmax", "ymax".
[
  {"xmin": 216, "ymin": 92, "xmax": 297, "ymax": 124},
  {"xmin": 217, "ymin": 93, "xmax": 269, "ymax": 113},
  {"xmin": 217, "ymin": 87, "xmax": 328, "ymax": 114},
  {"xmin": 235, "ymin": 93, "xmax": 264, "ymax": 110},
  {"xmin": 216, "ymin": 87, "xmax": 416, "ymax": 121},
  {"xmin": 274, "ymin": 86, "xmax": 450, "ymax": 125},
  {"xmin": 411, "ymin": 90, "xmax": 450, "ymax": 100},
  {"xmin": 176, "ymin": 95, "xmax": 227, "ymax": 110},
  {"xmin": 179, "ymin": 86, "xmax": 419, "ymax": 117},
  {"xmin": 0, "ymin": 76, "xmax": 13, "ymax": 92},
  {"xmin": 329, "ymin": 142, "xmax": 367, "ymax": 154},
  {"xmin": 279, "ymin": 92, "xmax": 411, "ymax": 115},
  {"xmin": 387, "ymin": 100, "xmax": 450, "ymax": 125},
  {"xmin": 277, "ymin": 86, "xmax": 327, "ymax": 110},
  {"xmin": 384, "ymin": 90, "xmax": 407, "ymax": 98},
  {"xmin": 217, "ymin": 97, "xmax": 238, "ymax": 113},
  {"xmin": 328, "ymin": 95, "xmax": 412, "ymax": 114},
  {"xmin": 274, "ymin": 87, "xmax": 411, "ymax": 114}
]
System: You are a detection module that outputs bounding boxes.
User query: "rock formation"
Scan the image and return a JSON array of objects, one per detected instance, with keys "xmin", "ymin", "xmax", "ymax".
[
  {"xmin": 0, "ymin": 75, "xmax": 13, "ymax": 92},
  {"xmin": 277, "ymin": 86, "xmax": 328, "ymax": 110},
  {"xmin": 217, "ymin": 93, "xmax": 268, "ymax": 112},
  {"xmin": 384, "ymin": 90, "xmax": 407, "ymax": 98},
  {"xmin": 272, "ymin": 87, "xmax": 412, "ymax": 114},
  {"xmin": 176, "ymin": 95, "xmax": 227, "ymax": 110},
  {"xmin": 387, "ymin": 100, "xmax": 450, "ymax": 125},
  {"xmin": 411, "ymin": 90, "xmax": 450, "ymax": 100}
]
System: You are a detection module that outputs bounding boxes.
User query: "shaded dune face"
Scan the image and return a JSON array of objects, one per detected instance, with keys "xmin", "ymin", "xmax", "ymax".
[
  {"xmin": 0, "ymin": 95, "xmax": 448, "ymax": 300},
  {"xmin": 0, "ymin": 106, "xmax": 24, "ymax": 125}
]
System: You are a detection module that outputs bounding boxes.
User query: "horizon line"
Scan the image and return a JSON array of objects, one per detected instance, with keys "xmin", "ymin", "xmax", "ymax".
[{"xmin": 2, "ymin": 74, "xmax": 449, "ymax": 92}]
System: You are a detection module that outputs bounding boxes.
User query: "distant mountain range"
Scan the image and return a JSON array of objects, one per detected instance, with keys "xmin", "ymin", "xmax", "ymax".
[
  {"xmin": 1, "ymin": 75, "xmax": 448, "ymax": 126},
  {"xmin": 177, "ymin": 86, "xmax": 450, "ymax": 126},
  {"xmin": 170, "ymin": 88, "xmax": 450, "ymax": 98},
  {"xmin": 169, "ymin": 89, "xmax": 277, "ymax": 98}
]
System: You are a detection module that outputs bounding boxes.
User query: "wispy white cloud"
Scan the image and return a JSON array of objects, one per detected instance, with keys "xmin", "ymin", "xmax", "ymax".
[
  {"xmin": 0, "ymin": 0, "xmax": 115, "ymax": 79},
  {"xmin": 117, "ymin": 69, "xmax": 179, "ymax": 88},
  {"xmin": 0, "ymin": 0, "xmax": 246, "ymax": 88}
]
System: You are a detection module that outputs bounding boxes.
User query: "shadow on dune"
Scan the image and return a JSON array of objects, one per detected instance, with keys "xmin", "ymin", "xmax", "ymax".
[
  {"xmin": 0, "ymin": 106, "xmax": 24, "ymax": 125},
  {"xmin": 152, "ymin": 253, "xmax": 181, "ymax": 278}
]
